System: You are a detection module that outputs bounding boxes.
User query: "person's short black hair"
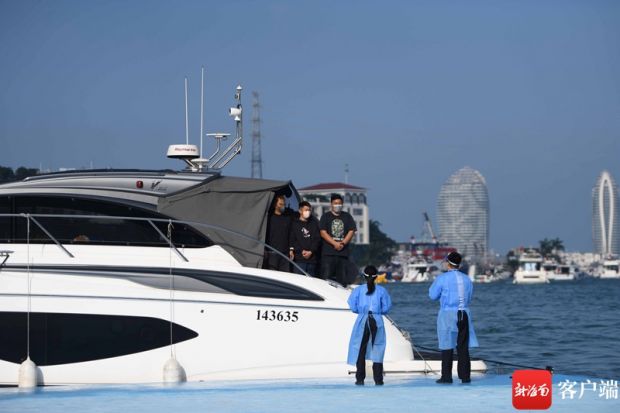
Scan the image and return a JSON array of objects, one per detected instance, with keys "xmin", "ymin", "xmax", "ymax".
[
  {"xmin": 331, "ymin": 193, "xmax": 343, "ymax": 203},
  {"xmin": 446, "ymin": 251, "xmax": 462, "ymax": 267},
  {"xmin": 299, "ymin": 201, "xmax": 311, "ymax": 209}
]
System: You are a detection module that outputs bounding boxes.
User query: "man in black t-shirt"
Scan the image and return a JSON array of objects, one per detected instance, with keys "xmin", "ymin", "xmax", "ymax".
[
  {"xmin": 319, "ymin": 194, "xmax": 357, "ymax": 286},
  {"xmin": 264, "ymin": 194, "xmax": 292, "ymax": 272},
  {"xmin": 289, "ymin": 201, "xmax": 321, "ymax": 276}
]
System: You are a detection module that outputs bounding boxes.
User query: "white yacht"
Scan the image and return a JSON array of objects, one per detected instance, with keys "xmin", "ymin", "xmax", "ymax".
[
  {"xmin": 0, "ymin": 169, "xmax": 485, "ymax": 385},
  {"xmin": 0, "ymin": 80, "xmax": 486, "ymax": 386},
  {"xmin": 547, "ymin": 263, "xmax": 578, "ymax": 281},
  {"xmin": 470, "ymin": 270, "xmax": 499, "ymax": 284},
  {"xmin": 542, "ymin": 260, "xmax": 576, "ymax": 281},
  {"xmin": 600, "ymin": 257, "xmax": 620, "ymax": 279},
  {"xmin": 401, "ymin": 257, "xmax": 438, "ymax": 283},
  {"xmin": 513, "ymin": 251, "xmax": 548, "ymax": 284},
  {"xmin": 542, "ymin": 260, "xmax": 558, "ymax": 278}
]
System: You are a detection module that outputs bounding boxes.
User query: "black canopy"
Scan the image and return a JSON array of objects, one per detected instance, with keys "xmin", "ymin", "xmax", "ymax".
[{"xmin": 157, "ymin": 175, "xmax": 298, "ymax": 268}]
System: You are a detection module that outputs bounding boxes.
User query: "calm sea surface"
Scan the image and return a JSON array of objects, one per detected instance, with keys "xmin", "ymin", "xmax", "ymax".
[{"xmin": 385, "ymin": 277, "xmax": 620, "ymax": 378}]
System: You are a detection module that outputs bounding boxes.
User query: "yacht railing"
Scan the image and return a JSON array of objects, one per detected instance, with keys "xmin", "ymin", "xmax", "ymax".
[
  {"xmin": 0, "ymin": 250, "xmax": 12, "ymax": 266},
  {"xmin": 0, "ymin": 213, "xmax": 310, "ymax": 277},
  {"xmin": 28, "ymin": 215, "xmax": 75, "ymax": 258}
]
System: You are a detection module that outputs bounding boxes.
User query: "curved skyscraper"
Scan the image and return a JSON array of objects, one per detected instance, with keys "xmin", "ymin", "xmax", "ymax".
[
  {"xmin": 437, "ymin": 166, "xmax": 489, "ymax": 259},
  {"xmin": 592, "ymin": 170, "xmax": 619, "ymax": 256}
]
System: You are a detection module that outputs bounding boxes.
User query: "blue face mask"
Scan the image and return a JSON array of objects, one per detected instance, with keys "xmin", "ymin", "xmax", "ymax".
[{"xmin": 332, "ymin": 204, "xmax": 343, "ymax": 213}]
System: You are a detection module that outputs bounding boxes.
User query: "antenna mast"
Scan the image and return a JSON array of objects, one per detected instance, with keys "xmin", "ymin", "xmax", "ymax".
[
  {"xmin": 167, "ymin": 72, "xmax": 242, "ymax": 171},
  {"xmin": 251, "ymin": 91, "xmax": 263, "ymax": 178},
  {"xmin": 200, "ymin": 66, "xmax": 204, "ymax": 158},
  {"xmin": 184, "ymin": 77, "xmax": 189, "ymax": 145}
]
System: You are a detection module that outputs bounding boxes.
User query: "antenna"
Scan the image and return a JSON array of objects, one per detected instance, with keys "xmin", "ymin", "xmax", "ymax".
[
  {"xmin": 184, "ymin": 77, "xmax": 189, "ymax": 145},
  {"xmin": 344, "ymin": 163, "xmax": 349, "ymax": 184},
  {"xmin": 210, "ymin": 85, "xmax": 243, "ymax": 169},
  {"xmin": 167, "ymin": 76, "xmax": 242, "ymax": 171},
  {"xmin": 200, "ymin": 66, "xmax": 204, "ymax": 158},
  {"xmin": 251, "ymin": 91, "xmax": 263, "ymax": 179},
  {"xmin": 166, "ymin": 76, "xmax": 199, "ymax": 169}
]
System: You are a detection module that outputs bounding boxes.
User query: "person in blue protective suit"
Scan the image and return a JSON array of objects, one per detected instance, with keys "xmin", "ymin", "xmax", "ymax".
[
  {"xmin": 347, "ymin": 265, "xmax": 392, "ymax": 385},
  {"xmin": 429, "ymin": 251, "xmax": 479, "ymax": 384}
]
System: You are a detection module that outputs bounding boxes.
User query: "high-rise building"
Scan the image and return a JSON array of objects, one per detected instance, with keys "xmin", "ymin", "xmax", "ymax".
[
  {"xmin": 437, "ymin": 166, "xmax": 489, "ymax": 259},
  {"xmin": 592, "ymin": 170, "xmax": 619, "ymax": 257}
]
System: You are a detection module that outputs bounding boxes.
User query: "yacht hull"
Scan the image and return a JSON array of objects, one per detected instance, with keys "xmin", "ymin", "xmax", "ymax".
[
  {"xmin": 0, "ymin": 262, "xmax": 424, "ymax": 385},
  {"xmin": 513, "ymin": 271, "xmax": 549, "ymax": 284}
]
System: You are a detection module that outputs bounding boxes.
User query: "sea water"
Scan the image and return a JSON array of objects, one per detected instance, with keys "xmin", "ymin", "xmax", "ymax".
[
  {"xmin": 387, "ymin": 277, "xmax": 620, "ymax": 378},
  {"xmin": 0, "ymin": 278, "xmax": 618, "ymax": 412}
]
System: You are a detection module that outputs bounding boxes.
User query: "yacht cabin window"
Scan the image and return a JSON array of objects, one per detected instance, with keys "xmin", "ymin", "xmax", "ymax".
[
  {"xmin": 521, "ymin": 262, "xmax": 541, "ymax": 272},
  {"xmin": 0, "ymin": 195, "xmax": 212, "ymax": 248}
]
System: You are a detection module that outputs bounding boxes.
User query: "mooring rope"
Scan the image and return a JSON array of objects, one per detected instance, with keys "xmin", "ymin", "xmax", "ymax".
[
  {"xmin": 167, "ymin": 220, "xmax": 175, "ymax": 358},
  {"xmin": 26, "ymin": 214, "xmax": 32, "ymax": 360},
  {"xmin": 411, "ymin": 343, "xmax": 439, "ymax": 375},
  {"xmin": 413, "ymin": 344, "xmax": 553, "ymax": 372}
]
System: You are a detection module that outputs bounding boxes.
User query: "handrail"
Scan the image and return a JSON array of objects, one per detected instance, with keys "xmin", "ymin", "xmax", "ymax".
[
  {"xmin": 0, "ymin": 213, "xmax": 310, "ymax": 276},
  {"xmin": 147, "ymin": 219, "xmax": 188, "ymax": 262},
  {"xmin": 0, "ymin": 250, "xmax": 12, "ymax": 266},
  {"xmin": 24, "ymin": 214, "xmax": 74, "ymax": 258}
]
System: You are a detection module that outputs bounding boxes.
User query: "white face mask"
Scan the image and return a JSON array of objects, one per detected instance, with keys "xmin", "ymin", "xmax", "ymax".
[
  {"xmin": 332, "ymin": 204, "xmax": 343, "ymax": 213},
  {"xmin": 302, "ymin": 210, "xmax": 311, "ymax": 219}
]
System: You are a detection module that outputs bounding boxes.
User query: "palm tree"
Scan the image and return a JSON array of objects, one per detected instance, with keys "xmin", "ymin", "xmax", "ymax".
[
  {"xmin": 539, "ymin": 237, "xmax": 564, "ymax": 259},
  {"xmin": 549, "ymin": 238, "xmax": 564, "ymax": 254}
]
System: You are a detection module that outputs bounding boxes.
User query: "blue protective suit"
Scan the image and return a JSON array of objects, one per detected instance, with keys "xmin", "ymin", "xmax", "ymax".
[
  {"xmin": 347, "ymin": 284, "xmax": 392, "ymax": 365},
  {"xmin": 429, "ymin": 270, "xmax": 479, "ymax": 350}
]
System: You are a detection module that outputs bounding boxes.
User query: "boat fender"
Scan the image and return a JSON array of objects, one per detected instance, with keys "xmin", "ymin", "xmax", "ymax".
[
  {"xmin": 18, "ymin": 357, "xmax": 38, "ymax": 388},
  {"xmin": 163, "ymin": 357, "xmax": 187, "ymax": 384}
]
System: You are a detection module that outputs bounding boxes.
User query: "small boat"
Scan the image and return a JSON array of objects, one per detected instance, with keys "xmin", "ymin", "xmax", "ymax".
[
  {"xmin": 401, "ymin": 256, "xmax": 438, "ymax": 283},
  {"xmin": 471, "ymin": 271, "xmax": 498, "ymax": 283},
  {"xmin": 547, "ymin": 263, "xmax": 578, "ymax": 281},
  {"xmin": 599, "ymin": 257, "xmax": 620, "ymax": 279},
  {"xmin": 513, "ymin": 251, "xmax": 549, "ymax": 284}
]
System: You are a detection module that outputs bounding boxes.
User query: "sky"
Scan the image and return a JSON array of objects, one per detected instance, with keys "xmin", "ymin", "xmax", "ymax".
[{"xmin": 0, "ymin": 0, "xmax": 619, "ymax": 254}]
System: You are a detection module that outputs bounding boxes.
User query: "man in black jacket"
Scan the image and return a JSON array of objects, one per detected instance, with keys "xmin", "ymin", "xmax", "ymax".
[
  {"xmin": 264, "ymin": 194, "xmax": 292, "ymax": 272},
  {"xmin": 289, "ymin": 201, "xmax": 321, "ymax": 276}
]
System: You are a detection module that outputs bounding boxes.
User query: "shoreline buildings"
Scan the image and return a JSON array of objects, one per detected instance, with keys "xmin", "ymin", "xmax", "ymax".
[
  {"xmin": 298, "ymin": 182, "xmax": 370, "ymax": 245},
  {"xmin": 592, "ymin": 170, "xmax": 619, "ymax": 257},
  {"xmin": 437, "ymin": 166, "xmax": 489, "ymax": 259}
]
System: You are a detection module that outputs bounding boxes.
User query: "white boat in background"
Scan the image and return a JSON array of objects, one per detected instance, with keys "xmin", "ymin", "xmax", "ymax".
[
  {"xmin": 600, "ymin": 257, "xmax": 620, "ymax": 279},
  {"xmin": 547, "ymin": 264, "xmax": 578, "ymax": 281},
  {"xmin": 469, "ymin": 263, "xmax": 510, "ymax": 283},
  {"xmin": 542, "ymin": 260, "xmax": 558, "ymax": 277},
  {"xmin": 471, "ymin": 272, "xmax": 496, "ymax": 283},
  {"xmin": 513, "ymin": 251, "xmax": 548, "ymax": 284},
  {"xmin": 470, "ymin": 268, "xmax": 503, "ymax": 283},
  {"xmin": 542, "ymin": 259, "xmax": 577, "ymax": 281},
  {"xmin": 401, "ymin": 257, "xmax": 438, "ymax": 283}
]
